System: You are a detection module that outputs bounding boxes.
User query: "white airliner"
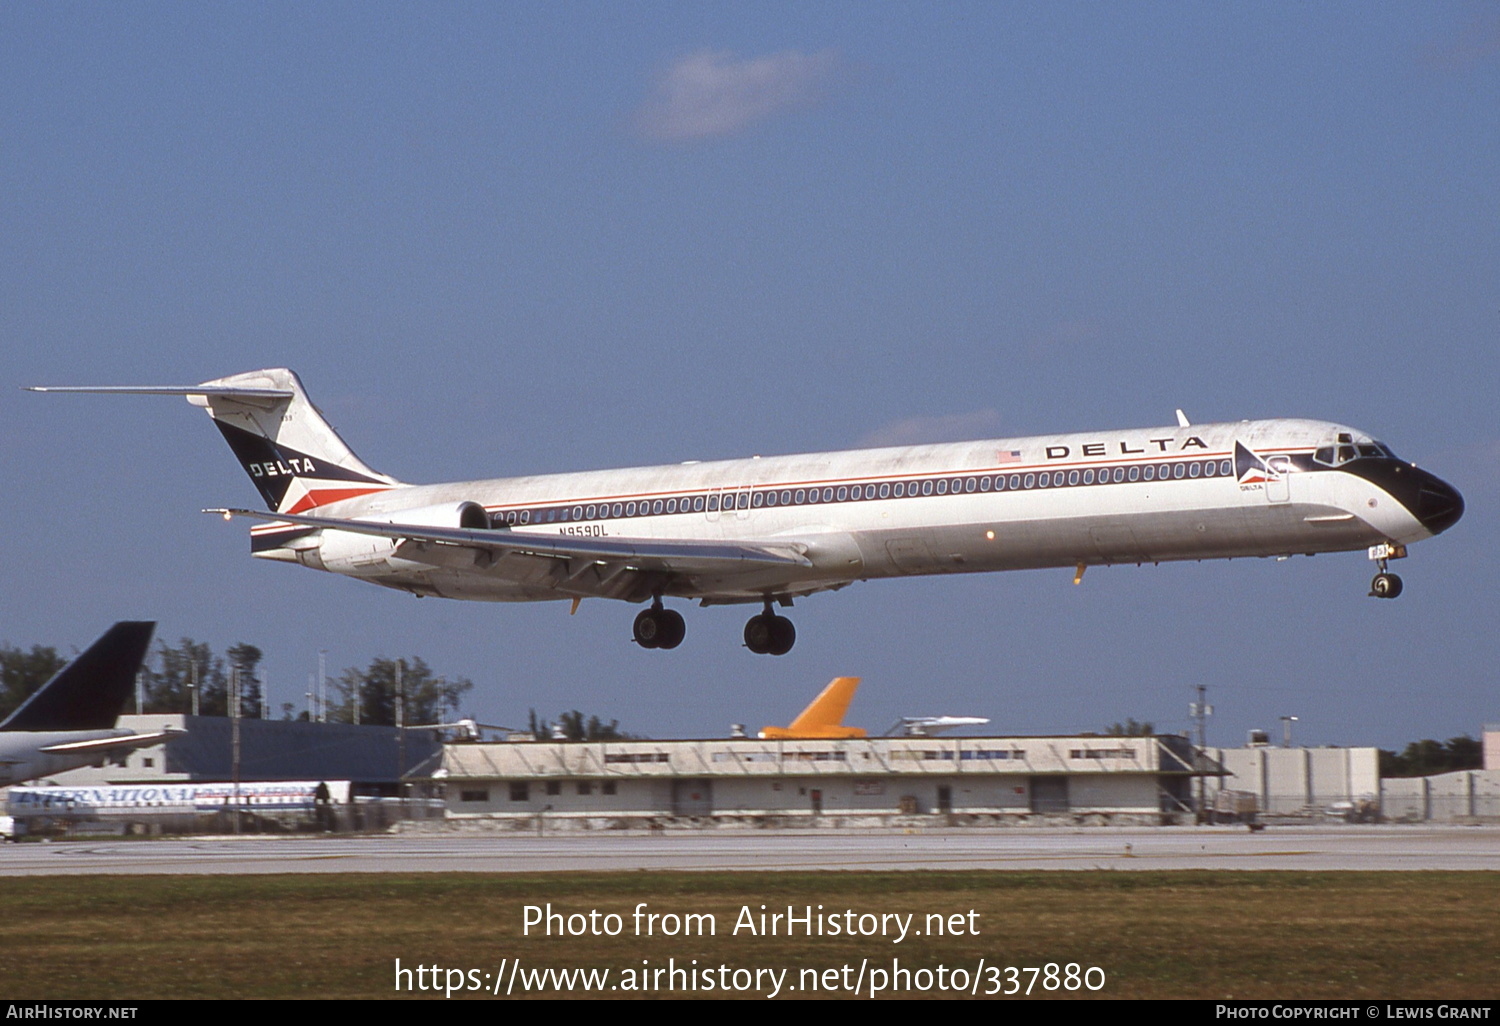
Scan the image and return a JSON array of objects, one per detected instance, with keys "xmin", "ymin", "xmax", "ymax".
[
  {"xmin": 0, "ymin": 622, "xmax": 180, "ymax": 784},
  {"xmin": 31, "ymin": 369, "xmax": 1463, "ymax": 655}
]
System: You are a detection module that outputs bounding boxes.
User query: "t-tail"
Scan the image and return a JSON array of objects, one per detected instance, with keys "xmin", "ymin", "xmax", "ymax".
[{"xmin": 29, "ymin": 369, "xmax": 401, "ymax": 515}]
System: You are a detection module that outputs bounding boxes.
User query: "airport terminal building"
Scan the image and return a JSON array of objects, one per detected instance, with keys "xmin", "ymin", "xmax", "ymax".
[{"xmin": 426, "ymin": 733, "xmax": 1216, "ymax": 827}]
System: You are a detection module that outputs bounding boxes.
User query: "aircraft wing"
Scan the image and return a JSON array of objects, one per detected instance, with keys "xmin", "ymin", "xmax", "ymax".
[
  {"xmin": 211, "ymin": 508, "xmax": 813, "ymax": 578},
  {"xmin": 37, "ymin": 729, "xmax": 184, "ymax": 755}
]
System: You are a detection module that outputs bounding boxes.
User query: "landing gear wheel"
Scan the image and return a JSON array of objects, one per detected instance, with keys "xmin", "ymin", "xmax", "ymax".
[
  {"xmin": 1370, "ymin": 572, "xmax": 1403, "ymax": 599},
  {"xmin": 655, "ymin": 609, "xmax": 686, "ymax": 650},
  {"xmin": 635, "ymin": 603, "xmax": 687, "ymax": 649},
  {"xmin": 743, "ymin": 614, "xmax": 771, "ymax": 653},
  {"xmin": 744, "ymin": 612, "xmax": 796, "ymax": 655},
  {"xmin": 633, "ymin": 609, "xmax": 662, "ymax": 648},
  {"xmin": 766, "ymin": 615, "xmax": 795, "ymax": 656}
]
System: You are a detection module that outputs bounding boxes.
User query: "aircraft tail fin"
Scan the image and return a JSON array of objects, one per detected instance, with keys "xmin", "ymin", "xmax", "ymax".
[
  {"xmin": 29, "ymin": 369, "xmax": 401, "ymax": 514},
  {"xmin": 1, "ymin": 622, "xmax": 156, "ymax": 732},
  {"xmin": 759, "ymin": 676, "xmax": 867, "ymax": 739}
]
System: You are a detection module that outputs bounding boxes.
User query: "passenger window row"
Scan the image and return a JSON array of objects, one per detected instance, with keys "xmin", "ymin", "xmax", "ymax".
[{"xmin": 491, "ymin": 458, "xmax": 1237, "ymax": 527}]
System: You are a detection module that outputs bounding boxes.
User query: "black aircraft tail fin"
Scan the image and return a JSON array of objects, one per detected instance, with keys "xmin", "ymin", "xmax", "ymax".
[{"xmin": 0, "ymin": 622, "xmax": 156, "ymax": 732}]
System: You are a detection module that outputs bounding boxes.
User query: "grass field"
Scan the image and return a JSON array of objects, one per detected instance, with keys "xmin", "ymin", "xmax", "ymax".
[{"xmin": 1, "ymin": 872, "xmax": 1496, "ymax": 999}]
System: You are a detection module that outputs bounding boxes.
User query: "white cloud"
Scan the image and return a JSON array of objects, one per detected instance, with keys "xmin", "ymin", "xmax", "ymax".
[
  {"xmin": 857, "ymin": 410, "xmax": 1005, "ymax": 449},
  {"xmin": 636, "ymin": 49, "xmax": 837, "ymax": 141}
]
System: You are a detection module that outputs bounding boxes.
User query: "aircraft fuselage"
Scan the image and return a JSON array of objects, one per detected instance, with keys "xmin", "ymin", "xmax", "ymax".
[{"xmin": 253, "ymin": 417, "xmax": 1461, "ymax": 605}]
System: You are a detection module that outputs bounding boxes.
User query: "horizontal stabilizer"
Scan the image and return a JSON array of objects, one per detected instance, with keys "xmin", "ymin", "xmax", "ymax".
[
  {"xmin": 29, "ymin": 369, "xmax": 398, "ymax": 514},
  {"xmin": 26, "ymin": 385, "xmax": 293, "ymax": 399}
]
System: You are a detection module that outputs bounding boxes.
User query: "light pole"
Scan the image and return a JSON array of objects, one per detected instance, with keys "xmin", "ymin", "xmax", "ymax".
[
  {"xmin": 395, "ymin": 659, "xmax": 406, "ymax": 815},
  {"xmin": 1190, "ymin": 685, "xmax": 1213, "ymax": 823},
  {"xmin": 231, "ymin": 666, "xmax": 242, "ymax": 835}
]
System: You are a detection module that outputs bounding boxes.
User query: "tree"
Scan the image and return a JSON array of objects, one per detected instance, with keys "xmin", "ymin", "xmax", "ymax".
[
  {"xmin": 1105, "ymin": 718, "xmax": 1155, "ymax": 736},
  {"xmin": 1379, "ymin": 736, "xmax": 1483, "ymax": 777},
  {"xmin": 529, "ymin": 708, "xmax": 633, "ymax": 741},
  {"xmin": 139, "ymin": 638, "xmax": 226, "ymax": 715},
  {"xmin": 329, "ymin": 657, "xmax": 472, "ymax": 726},
  {"xmin": 225, "ymin": 643, "xmax": 264, "ymax": 719},
  {"xmin": 0, "ymin": 643, "xmax": 67, "ymax": 721}
]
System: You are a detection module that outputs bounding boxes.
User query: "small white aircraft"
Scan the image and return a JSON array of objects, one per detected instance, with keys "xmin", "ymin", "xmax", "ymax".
[
  {"xmin": 886, "ymin": 716, "xmax": 992, "ymax": 737},
  {"xmin": 31, "ymin": 369, "xmax": 1463, "ymax": 654},
  {"xmin": 400, "ymin": 718, "xmax": 515, "ymax": 742},
  {"xmin": 0, "ymin": 622, "xmax": 181, "ymax": 784}
]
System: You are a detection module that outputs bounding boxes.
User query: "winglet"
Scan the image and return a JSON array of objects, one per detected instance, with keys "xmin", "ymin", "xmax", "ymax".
[{"xmin": 759, "ymin": 676, "xmax": 866, "ymax": 739}]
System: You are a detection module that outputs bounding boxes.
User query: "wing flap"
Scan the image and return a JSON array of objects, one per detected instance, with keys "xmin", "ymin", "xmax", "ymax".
[{"xmin": 212, "ymin": 508, "xmax": 813, "ymax": 574}]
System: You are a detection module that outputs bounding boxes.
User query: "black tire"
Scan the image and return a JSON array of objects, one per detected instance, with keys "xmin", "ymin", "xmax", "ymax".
[
  {"xmin": 743, "ymin": 614, "xmax": 772, "ymax": 654},
  {"xmin": 633, "ymin": 609, "xmax": 662, "ymax": 648},
  {"xmin": 766, "ymin": 615, "xmax": 796, "ymax": 656},
  {"xmin": 1371, "ymin": 572, "xmax": 1404, "ymax": 599},
  {"xmin": 656, "ymin": 609, "xmax": 686, "ymax": 650}
]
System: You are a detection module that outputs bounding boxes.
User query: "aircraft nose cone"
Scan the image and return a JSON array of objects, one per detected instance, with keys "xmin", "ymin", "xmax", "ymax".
[{"xmin": 1415, "ymin": 472, "xmax": 1464, "ymax": 535}]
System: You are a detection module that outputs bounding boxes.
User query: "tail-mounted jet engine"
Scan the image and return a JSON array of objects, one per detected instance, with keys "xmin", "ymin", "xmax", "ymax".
[{"xmin": 304, "ymin": 501, "xmax": 491, "ymax": 574}]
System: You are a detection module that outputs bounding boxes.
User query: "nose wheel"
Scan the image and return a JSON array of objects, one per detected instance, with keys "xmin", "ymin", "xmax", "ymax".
[
  {"xmin": 744, "ymin": 602, "xmax": 796, "ymax": 655},
  {"xmin": 1370, "ymin": 571, "xmax": 1403, "ymax": 599},
  {"xmin": 633, "ymin": 600, "xmax": 686, "ymax": 649}
]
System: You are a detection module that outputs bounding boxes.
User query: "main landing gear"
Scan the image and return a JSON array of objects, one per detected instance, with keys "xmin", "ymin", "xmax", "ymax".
[
  {"xmin": 744, "ymin": 601, "xmax": 796, "ymax": 656},
  {"xmin": 630, "ymin": 597, "xmax": 797, "ymax": 654},
  {"xmin": 1367, "ymin": 542, "xmax": 1406, "ymax": 600},
  {"xmin": 633, "ymin": 599, "xmax": 685, "ymax": 649}
]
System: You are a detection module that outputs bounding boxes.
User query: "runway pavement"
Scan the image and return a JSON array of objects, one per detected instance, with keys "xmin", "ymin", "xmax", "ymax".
[{"xmin": 0, "ymin": 826, "xmax": 1496, "ymax": 875}]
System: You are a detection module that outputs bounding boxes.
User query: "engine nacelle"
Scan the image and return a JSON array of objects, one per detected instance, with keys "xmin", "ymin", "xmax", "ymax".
[
  {"xmin": 358, "ymin": 501, "xmax": 491, "ymax": 531},
  {"xmin": 304, "ymin": 501, "xmax": 490, "ymax": 574}
]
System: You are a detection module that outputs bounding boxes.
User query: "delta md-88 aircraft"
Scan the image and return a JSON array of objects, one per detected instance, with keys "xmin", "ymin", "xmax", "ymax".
[{"xmin": 32, "ymin": 369, "xmax": 1463, "ymax": 655}]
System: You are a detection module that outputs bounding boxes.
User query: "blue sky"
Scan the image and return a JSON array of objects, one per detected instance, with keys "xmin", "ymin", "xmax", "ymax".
[{"xmin": 3, "ymin": 3, "xmax": 1496, "ymax": 750}]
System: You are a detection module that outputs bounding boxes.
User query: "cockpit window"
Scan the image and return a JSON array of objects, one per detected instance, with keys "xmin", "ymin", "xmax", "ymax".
[{"xmin": 1314, "ymin": 436, "xmax": 1398, "ymax": 466}]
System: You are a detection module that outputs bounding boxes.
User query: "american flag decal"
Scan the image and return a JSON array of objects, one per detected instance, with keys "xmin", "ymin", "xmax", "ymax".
[{"xmin": 996, "ymin": 450, "xmax": 1021, "ymax": 464}]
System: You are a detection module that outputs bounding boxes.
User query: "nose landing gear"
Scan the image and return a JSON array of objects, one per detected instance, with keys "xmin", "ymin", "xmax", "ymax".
[
  {"xmin": 744, "ymin": 600, "xmax": 796, "ymax": 655},
  {"xmin": 1367, "ymin": 543, "xmax": 1405, "ymax": 599},
  {"xmin": 633, "ymin": 598, "xmax": 686, "ymax": 649}
]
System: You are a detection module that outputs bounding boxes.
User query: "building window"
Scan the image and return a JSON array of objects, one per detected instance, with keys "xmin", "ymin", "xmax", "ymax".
[
  {"xmin": 545, "ymin": 781, "xmax": 561, "ymax": 796},
  {"xmin": 577, "ymin": 781, "xmax": 593, "ymax": 795},
  {"xmin": 509, "ymin": 782, "xmax": 529, "ymax": 801},
  {"xmin": 460, "ymin": 789, "xmax": 490, "ymax": 803},
  {"xmin": 602, "ymin": 781, "xmax": 617, "ymax": 796}
]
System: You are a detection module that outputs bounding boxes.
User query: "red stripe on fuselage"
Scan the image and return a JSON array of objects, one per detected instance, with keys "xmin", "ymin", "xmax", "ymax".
[{"xmin": 282, "ymin": 486, "xmax": 391, "ymax": 515}]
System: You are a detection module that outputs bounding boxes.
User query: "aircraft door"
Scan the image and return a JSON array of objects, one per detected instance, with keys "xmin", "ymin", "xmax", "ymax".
[
  {"xmin": 1265, "ymin": 456, "xmax": 1291, "ymax": 503},
  {"xmin": 706, "ymin": 486, "xmax": 753, "ymax": 523}
]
